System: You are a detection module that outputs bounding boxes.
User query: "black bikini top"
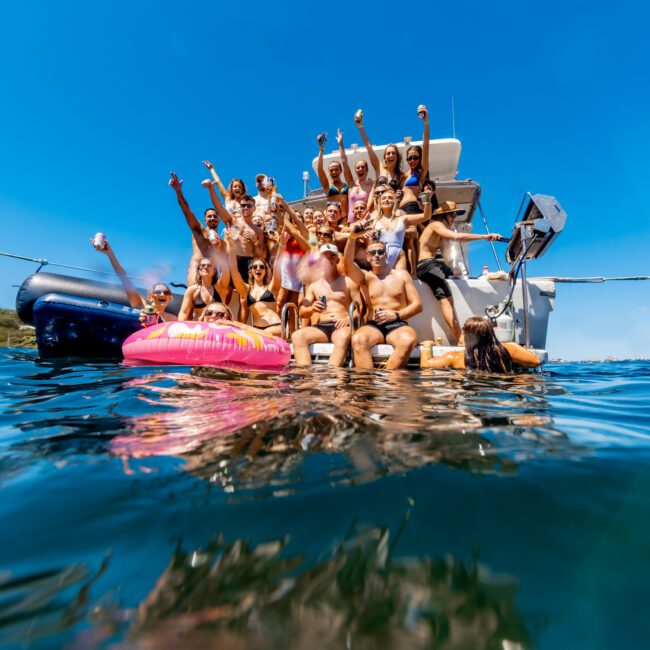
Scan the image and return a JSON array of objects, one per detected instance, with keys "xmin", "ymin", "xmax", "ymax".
[
  {"xmin": 194, "ymin": 287, "xmax": 215, "ymax": 309},
  {"xmin": 246, "ymin": 287, "xmax": 275, "ymax": 307}
]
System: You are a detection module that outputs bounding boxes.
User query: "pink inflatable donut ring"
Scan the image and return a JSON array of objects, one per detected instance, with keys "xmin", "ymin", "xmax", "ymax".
[{"xmin": 122, "ymin": 321, "xmax": 291, "ymax": 368}]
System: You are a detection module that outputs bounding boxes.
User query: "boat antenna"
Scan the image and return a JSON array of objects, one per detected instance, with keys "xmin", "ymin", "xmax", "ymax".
[{"xmin": 451, "ymin": 95, "xmax": 456, "ymax": 139}]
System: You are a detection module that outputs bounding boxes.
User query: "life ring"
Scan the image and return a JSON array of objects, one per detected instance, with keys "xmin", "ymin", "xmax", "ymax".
[{"xmin": 122, "ymin": 321, "xmax": 291, "ymax": 368}]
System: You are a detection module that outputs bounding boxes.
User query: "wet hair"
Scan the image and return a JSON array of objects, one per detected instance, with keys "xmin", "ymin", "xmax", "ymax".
[
  {"xmin": 204, "ymin": 207, "xmax": 218, "ymax": 217},
  {"xmin": 193, "ymin": 258, "xmax": 218, "ymax": 288},
  {"xmin": 462, "ymin": 317, "xmax": 513, "ymax": 373},
  {"xmin": 383, "ymin": 144, "xmax": 403, "ymax": 182},
  {"xmin": 228, "ymin": 178, "xmax": 247, "ymax": 196},
  {"xmin": 199, "ymin": 301, "xmax": 233, "ymax": 322},
  {"xmin": 247, "ymin": 257, "xmax": 272, "ymax": 286}
]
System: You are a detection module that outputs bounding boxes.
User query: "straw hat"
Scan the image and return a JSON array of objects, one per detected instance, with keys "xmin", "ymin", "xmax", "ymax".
[{"xmin": 433, "ymin": 200, "xmax": 466, "ymax": 217}]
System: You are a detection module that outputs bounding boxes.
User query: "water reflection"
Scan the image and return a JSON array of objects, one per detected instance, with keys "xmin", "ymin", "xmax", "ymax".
[{"xmin": 107, "ymin": 366, "xmax": 571, "ymax": 493}]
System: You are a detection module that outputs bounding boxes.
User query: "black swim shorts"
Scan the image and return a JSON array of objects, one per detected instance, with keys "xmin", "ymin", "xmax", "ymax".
[
  {"xmin": 313, "ymin": 321, "xmax": 339, "ymax": 341},
  {"xmin": 416, "ymin": 258, "xmax": 453, "ymax": 301},
  {"xmin": 366, "ymin": 318, "xmax": 407, "ymax": 340}
]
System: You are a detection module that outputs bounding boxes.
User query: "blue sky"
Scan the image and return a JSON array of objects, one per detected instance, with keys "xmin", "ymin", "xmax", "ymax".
[{"xmin": 1, "ymin": 0, "xmax": 648, "ymax": 360}]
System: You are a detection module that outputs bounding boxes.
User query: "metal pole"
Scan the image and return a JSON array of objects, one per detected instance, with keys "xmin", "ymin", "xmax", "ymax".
[
  {"xmin": 519, "ymin": 224, "xmax": 531, "ymax": 348},
  {"xmin": 477, "ymin": 201, "xmax": 502, "ymax": 271}
]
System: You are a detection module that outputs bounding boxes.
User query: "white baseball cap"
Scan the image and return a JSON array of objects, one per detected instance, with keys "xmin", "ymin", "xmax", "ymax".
[{"xmin": 319, "ymin": 243, "xmax": 339, "ymax": 255}]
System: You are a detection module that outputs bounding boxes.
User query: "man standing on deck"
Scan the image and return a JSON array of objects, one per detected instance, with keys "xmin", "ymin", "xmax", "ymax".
[
  {"xmin": 343, "ymin": 236, "xmax": 422, "ymax": 369},
  {"xmin": 169, "ymin": 172, "xmax": 226, "ymax": 286},
  {"xmin": 417, "ymin": 200, "xmax": 502, "ymax": 345},
  {"xmin": 292, "ymin": 243, "xmax": 361, "ymax": 367}
]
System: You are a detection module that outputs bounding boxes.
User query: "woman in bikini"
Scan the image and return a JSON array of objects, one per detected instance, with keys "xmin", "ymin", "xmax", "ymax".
[
  {"xmin": 203, "ymin": 159, "xmax": 247, "ymax": 216},
  {"xmin": 353, "ymin": 109, "xmax": 405, "ymax": 207},
  {"xmin": 420, "ymin": 317, "xmax": 541, "ymax": 371},
  {"xmin": 316, "ymin": 134, "xmax": 349, "ymax": 216},
  {"xmin": 373, "ymin": 186, "xmax": 432, "ymax": 270},
  {"xmin": 399, "ymin": 105, "xmax": 435, "ymax": 215},
  {"xmin": 336, "ymin": 129, "xmax": 374, "ymax": 223},
  {"xmin": 227, "ymin": 230, "xmax": 283, "ymax": 336},
  {"xmin": 178, "ymin": 257, "xmax": 230, "ymax": 321}
]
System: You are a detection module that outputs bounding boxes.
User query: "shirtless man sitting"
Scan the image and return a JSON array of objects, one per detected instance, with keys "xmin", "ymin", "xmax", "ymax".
[
  {"xmin": 292, "ymin": 243, "xmax": 361, "ymax": 367},
  {"xmin": 169, "ymin": 172, "xmax": 225, "ymax": 286},
  {"xmin": 417, "ymin": 200, "xmax": 502, "ymax": 344},
  {"xmin": 344, "ymin": 236, "xmax": 422, "ymax": 369}
]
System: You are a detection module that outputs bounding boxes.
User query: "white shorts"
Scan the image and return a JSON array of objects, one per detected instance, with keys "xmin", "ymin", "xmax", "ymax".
[{"xmin": 280, "ymin": 253, "xmax": 304, "ymax": 292}]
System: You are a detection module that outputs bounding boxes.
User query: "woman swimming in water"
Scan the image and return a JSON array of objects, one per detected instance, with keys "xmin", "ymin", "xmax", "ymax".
[
  {"xmin": 178, "ymin": 257, "xmax": 230, "ymax": 321},
  {"xmin": 420, "ymin": 317, "xmax": 541, "ymax": 371}
]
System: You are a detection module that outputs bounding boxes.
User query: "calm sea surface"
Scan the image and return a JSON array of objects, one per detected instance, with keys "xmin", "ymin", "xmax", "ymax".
[{"xmin": 1, "ymin": 348, "xmax": 649, "ymax": 649}]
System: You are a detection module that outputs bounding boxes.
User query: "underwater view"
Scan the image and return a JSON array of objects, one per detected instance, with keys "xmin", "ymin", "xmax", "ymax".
[{"xmin": 1, "ymin": 350, "xmax": 649, "ymax": 648}]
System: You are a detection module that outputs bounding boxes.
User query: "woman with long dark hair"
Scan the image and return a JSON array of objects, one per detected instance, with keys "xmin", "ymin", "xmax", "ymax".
[
  {"xmin": 420, "ymin": 317, "xmax": 541, "ymax": 371},
  {"xmin": 203, "ymin": 159, "xmax": 247, "ymax": 215}
]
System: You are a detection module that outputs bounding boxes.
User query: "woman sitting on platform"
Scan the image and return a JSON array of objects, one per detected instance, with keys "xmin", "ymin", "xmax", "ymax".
[
  {"xmin": 227, "ymin": 229, "xmax": 284, "ymax": 337},
  {"xmin": 93, "ymin": 238, "xmax": 176, "ymax": 324},
  {"xmin": 420, "ymin": 317, "xmax": 541, "ymax": 371},
  {"xmin": 178, "ymin": 257, "xmax": 230, "ymax": 321}
]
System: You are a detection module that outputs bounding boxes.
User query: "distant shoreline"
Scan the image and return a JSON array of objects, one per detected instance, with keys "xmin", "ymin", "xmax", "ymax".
[{"xmin": 0, "ymin": 309, "xmax": 36, "ymax": 348}]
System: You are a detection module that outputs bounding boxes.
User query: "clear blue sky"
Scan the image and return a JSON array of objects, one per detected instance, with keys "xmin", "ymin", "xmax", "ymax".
[{"xmin": 1, "ymin": 0, "xmax": 648, "ymax": 360}]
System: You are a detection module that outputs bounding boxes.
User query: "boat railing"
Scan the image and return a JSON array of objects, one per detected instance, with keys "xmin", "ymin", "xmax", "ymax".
[{"xmin": 280, "ymin": 303, "xmax": 300, "ymax": 341}]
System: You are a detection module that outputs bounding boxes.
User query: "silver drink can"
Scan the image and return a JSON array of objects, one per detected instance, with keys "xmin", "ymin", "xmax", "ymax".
[
  {"xmin": 354, "ymin": 109, "xmax": 363, "ymax": 123},
  {"xmin": 92, "ymin": 232, "xmax": 106, "ymax": 250},
  {"xmin": 208, "ymin": 229, "xmax": 218, "ymax": 244}
]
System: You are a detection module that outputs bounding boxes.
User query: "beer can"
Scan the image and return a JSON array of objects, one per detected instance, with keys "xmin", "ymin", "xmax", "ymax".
[
  {"xmin": 418, "ymin": 191, "xmax": 430, "ymax": 204},
  {"xmin": 317, "ymin": 133, "xmax": 327, "ymax": 147},
  {"xmin": 320, "ymin": 295, "xmax": 327, "ymax": 308},
  {"xmin": 435, "ymin": 337, "xmax": 443, "ymax": 346},
  {"xmin": 92, "ymin": 232, "xmax": 106, "ymax": 250},
  {"xmin": 142, "ymin": 302, "xmax": 158, "ymax": 327},
  {"xmin": 208, "ymin": 229, "xmax": 218, "ymax": 244},
  {"xmin": 354, "ymin": 109, "xmax": 363, "ymax": 123}
]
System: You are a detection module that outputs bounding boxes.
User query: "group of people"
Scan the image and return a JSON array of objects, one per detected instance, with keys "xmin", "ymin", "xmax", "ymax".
[{"xmin": 95, "ymin": 106, "xmax": 540, "ymax": 372}]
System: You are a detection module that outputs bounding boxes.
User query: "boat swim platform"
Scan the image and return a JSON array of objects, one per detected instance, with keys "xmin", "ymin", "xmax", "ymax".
[{"xmin": 299, "ymin": 343, "xmax": 548, "ymax": 368}]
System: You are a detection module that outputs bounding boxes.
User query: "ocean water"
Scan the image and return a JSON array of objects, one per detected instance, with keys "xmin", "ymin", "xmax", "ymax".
[{"xmin": 0, "ymin": 349, "xmax": 649, "ymax": 649}]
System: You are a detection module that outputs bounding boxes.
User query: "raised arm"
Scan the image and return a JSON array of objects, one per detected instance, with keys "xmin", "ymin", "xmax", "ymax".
[
  {"xmin": 202, "ymin": 160, "xmax": 229, "ymax": 201},
  {"xmin": 277, "ymin": 195, "xmax": 309, "ymax": 241},
  {"xmin": 169, "ymin": 172, "xmax": 204, "ymax": 236},
  {"xmin": 418, "ymin": 105, "xmax": 430, "ymax": 180},
  {"xmin": 226, "ymin": 231, "xmax": 249, "ymax": 297},
  {"xmin": 354, "ymin": 110, "xmax": 380, "ymax": 176},
  {"xmin": 337, "ymin": 129, "xmax": 355, "ymax": 186},
  {"xmin": 216, "ymin": 243, "xmax": 231, "ymax": 302},
  {"xmin": 201, "ymin": 179, "xmax": 233, "ymax": 225},
  {"xmin": 281, "ymin": 214, "xmax": 310, "ymax": 252},
  {"xmin": 270, "ymin": 232, "xmax": 286, "ymax": 295},
  {"xmin": 343, "ymin": 231, "xmax": 366, "ymax": 286},
  {"xmin": 94, "ymin": 240, "xmax": 144, "ymax": 309},
  {"xmin": 503, "ymin": 342, "xmax": 542, "ymax": 367},
  {"xmin": 316, "ymin": 138, "xmax": 330, "ymax": 193}
]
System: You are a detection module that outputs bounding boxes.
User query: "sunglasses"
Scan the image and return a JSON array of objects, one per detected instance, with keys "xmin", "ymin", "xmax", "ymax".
[
  {"xmin": 240, "ymin": 202, "xmax": 254, "ymax": 209},
  {"xmin": 316, "ymin": 231, "xmax": 333, "ymax": 238},
  {"xmin": 198, "ymin": 263, "xmax": 213, "ymax": 269},
  {"xmin": 367, "ymin": 249, "xmax": 386, "ymax": 257},
  {"xmin": 407, "ymin": 155, "xmax": 420, "ymax": 162},
  {"xmin": 251, "ymin": 264, "xmax": 266, "ymax": 270},
  {"xmin": 374, "ymin": 190, "xmax": 385, "ymax": 197},
  {"xmin": 326, "ymin": 201, "xmax": 341, "ymax": 208},
  {"xmin": 205, "ymin": 311, "xmax": 228, "ymax": 318}
]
